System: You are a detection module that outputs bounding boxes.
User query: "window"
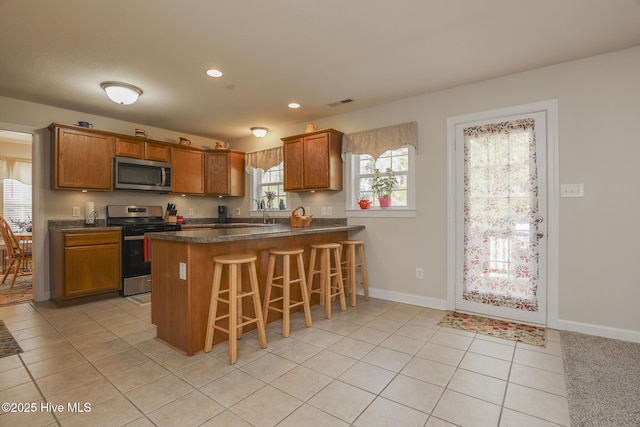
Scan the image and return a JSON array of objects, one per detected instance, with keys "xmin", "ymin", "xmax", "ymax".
[
  {"xmin": 3, "ymin": 178, "xmax": 32, "ymax": 232},
  {"xmin": 347, "ymin": 145, "xmax": 416, "ymax": 217},
  {"xmin": 251, "ymin": 162, "xmax": 288, "ymax": 211}
]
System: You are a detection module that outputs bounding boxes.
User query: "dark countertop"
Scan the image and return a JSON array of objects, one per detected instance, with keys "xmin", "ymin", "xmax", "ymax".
[
  {"xmin": 48, "ymin": 220, "xmax": 121, "ymax": 233},
  {"xmin": 145, "ymin": 224, "xmax": 365, "ymax": 243}
]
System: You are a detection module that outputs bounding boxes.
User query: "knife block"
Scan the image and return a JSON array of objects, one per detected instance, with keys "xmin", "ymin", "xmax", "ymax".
[{"xmin": 164, "ymin": 212, "xmax": 177, "ymax": 223}]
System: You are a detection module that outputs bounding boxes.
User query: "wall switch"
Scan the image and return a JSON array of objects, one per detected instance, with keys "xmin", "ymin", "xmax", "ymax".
[
  {"xmin": 179, "ymin": 262, "xmax": 187, "ymax": 280},
  {"xmin": 561, "ymin": 183, "xmax": 584, "ymax": 197},
  {"xmin": 326, "ymin": 207, "xmax": 333, "ymax": 216},
  {"xmin": 321, "ymin": 207, "xmax": 327, "ymax": 216},
  {"xmin": 416, "ymin": 267, "xmax": 424, "ymax": 279},
  {"xmin": 188, "ymin": 208, "xmax": 194, "ymax": 216},
  {"xmin": 72, "ymin": 207, "xmax": 80, "ymax": 217}
]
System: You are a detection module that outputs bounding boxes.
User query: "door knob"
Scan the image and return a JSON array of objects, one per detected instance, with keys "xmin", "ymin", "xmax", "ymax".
[{"xmin": 536, "ymin": 231, "xmax": 544, "ymax": 239}]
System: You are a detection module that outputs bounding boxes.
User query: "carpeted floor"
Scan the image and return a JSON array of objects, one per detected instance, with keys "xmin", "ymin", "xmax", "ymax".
[
  {"xmin": 0, "ymin": 274, "xmax": 33, "ymax": 307},
  {"xmin": 438, "ymin": 311, "xmax": 546, "ymax": 346},
  {"xmin": 561, "ymin": 330, "xmax": 640, "ymax": 426},
  {"xmin": 0, "ymin": 320, "xmax": 23, "ymax": 358}
]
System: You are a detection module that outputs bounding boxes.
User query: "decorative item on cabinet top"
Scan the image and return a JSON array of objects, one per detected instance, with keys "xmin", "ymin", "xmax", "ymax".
[{"xmin": 179, "ymin": 137, "xmax": 191, "ymax": 146}]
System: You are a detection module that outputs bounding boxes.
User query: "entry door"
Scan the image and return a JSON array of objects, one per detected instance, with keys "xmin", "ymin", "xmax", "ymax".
[{"xmin": 454, "ymin": 111, "xmax": 547, "ymax": 325}]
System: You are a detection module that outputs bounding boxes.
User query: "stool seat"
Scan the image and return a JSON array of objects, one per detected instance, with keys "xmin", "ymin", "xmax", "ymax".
[
  {"xmin": 340, "ymin": 240, "xmax": 369, "ymax": 307},
  {"xmin": 307, "ymin": 243, "xmax": 346, "ymax": 319},
  {"xmin": 263, "ymin": 247, "xmax": 312, "ymax": 337},
  {"xmin": 214, "ymin": 254, "xmax": 257, "ymax": 264},
  {"xmin": 204, "ymin": 253, "xmax": 267, "ymax": 364}
]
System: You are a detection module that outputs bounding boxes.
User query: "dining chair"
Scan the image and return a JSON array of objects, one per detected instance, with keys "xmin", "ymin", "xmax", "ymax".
[{"xmin": 0, "ymin": 216, "xmax": 32, "ymax": 288}]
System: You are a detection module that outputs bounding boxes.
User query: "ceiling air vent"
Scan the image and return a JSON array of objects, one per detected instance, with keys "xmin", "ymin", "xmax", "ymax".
[{"xmin": 328, "ymin": 98, "xmax": 354, "ymax": 107}]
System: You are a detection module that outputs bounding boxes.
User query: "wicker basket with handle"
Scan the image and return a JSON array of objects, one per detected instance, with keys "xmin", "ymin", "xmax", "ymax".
[{"xmin": 290, "ymin": 206, "xmax": 313, "ymax": 227}]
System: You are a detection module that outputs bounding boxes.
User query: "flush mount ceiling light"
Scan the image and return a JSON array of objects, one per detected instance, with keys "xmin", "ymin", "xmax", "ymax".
[
  {"xmin": 100, "ymin": 81, "xmax": 143, "ymax": 105},
  {"xmin": 288, "ymin": 102, "xmax": 301, "ymax": 109},
  {"xmin": 251, "ymin": 127, "xmax": 269, "ymax": 138},
  {"xmin": 205, "ymin": 68, "xmax": 223, "ymax": 78}
]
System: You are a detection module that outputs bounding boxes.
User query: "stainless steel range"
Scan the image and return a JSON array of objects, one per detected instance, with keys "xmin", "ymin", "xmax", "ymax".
[{"xmin": 106, "ymin": 205, "xmax": 181, "ymax": 296}]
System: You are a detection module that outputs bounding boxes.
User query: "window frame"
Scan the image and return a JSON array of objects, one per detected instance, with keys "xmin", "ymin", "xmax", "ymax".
[
  {"xmin": 2, "ymin": 178, "xmax": 33, "ymax": 233},
  {"xmin": 249, "ymin": 161, "xmax": 290, "ymax": 216},
  {"xmin": 345, "ymin": 145, "xmax": 416, "ymax": 218}
]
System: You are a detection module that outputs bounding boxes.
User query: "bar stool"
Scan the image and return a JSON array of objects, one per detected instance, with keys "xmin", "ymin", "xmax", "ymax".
[
  {"xmin": 307, "ymin": 243, "xmax": 346, "ymax": 319},
  {"xmin": 263, "ymin": 248, "xmax": 313, "ymax": 337},
  {"xmin": 340, "ymin": 240, "xmax": 369, "ymax": 307},
  {"xmin": 204, "ymin": 253, "xmax": 267, "ymax": 364}
]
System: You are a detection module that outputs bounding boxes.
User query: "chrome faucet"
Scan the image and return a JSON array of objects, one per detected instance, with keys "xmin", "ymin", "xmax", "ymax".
[{"xmin": 262, "ymin": 201, "xmax": 269, "ymax": 224}]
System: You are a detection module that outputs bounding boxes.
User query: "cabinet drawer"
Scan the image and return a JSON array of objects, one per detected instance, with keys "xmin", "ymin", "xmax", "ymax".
[{"xmin": 65, "ymin": 231, "xmax": 121, "ymax": 247}]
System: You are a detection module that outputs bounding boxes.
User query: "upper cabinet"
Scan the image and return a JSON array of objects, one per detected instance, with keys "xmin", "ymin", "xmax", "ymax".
[
  {"xmin": 115, "ymin": 137, "xmax": 171, "ymax": 162},
  {"xmin": 171, "ymin": 147, "xmax": 204, "ymax": 194},
  {"xmin": 205, "ymin": 150, "xmax": 245, "ymax": 196},
  {"xmin": 49, "ymin": 124, "xmax": 114, "ymax": 191},
  {"xmin": 282, "ymin": 128, "xmax": 343, "ymax": 191}
]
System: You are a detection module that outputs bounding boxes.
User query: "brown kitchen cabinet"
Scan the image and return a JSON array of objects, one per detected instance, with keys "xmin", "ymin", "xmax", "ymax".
[
  {"xmin": 49, "ymin": 230, "xmax": 122, "ymax": 304},
  {"xmin": 49, "ymin": 125, "xmax": 114, "ymax": 191},
  {"xmin": 205, "ymin": 150, "xmax": 245, "ymax": 196},
  {"xmin": 171, "ymin": 146, "xmax": 205, "ymax": 194},
  {"xmin": 115, "ymin": 137, "xmax": 171, "ymax": 162},
  {"xmin": 282, "ymin": 128, "xmax": 343, "ymax": 191}
]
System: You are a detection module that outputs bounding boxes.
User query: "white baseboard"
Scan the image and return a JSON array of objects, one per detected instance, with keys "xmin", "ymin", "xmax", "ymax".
[
  {"xmin": 557, "ymin": 319, "xmax": 640, "ymax": 344},
  {"xmin": 360, "ymin": 288, "xmax": 447, "ymax": 311}
]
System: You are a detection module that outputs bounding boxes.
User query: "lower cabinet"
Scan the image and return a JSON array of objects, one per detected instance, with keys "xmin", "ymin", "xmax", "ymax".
[{"xmin": 50, "ymin": 230, "xmax": 122, "ymax": 304}]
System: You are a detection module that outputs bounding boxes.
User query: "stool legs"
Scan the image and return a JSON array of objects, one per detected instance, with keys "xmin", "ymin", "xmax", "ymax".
[
  {"xmin": 263, "ymin": 249, "xmax": 312, "ymax": 337},
  {"xmin": 204, "ymin": 255, "xmax": 267, "ymax": 364},
  {"xmin": 307, "ymin": 244, "xmax": 346, "ymax": 319},
  {"xmin": 341, "ymin": 241, "xmax": 369, "ymax": 307}
]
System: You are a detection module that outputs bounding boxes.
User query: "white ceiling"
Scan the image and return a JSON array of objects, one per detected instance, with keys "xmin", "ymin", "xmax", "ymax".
[{"xmin": 1, "ymin": 0, "xmax": 639, "ymax": 141}]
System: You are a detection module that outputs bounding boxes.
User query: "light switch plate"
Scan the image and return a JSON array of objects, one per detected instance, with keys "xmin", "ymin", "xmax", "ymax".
[{"xmin": 561, "ymin": 183, "xmax": 585, "ymax": 198}]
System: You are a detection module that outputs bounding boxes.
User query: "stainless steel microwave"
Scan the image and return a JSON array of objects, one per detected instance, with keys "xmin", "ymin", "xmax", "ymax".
[{"xmin": 113, "ymin": 157, "xmax": 172, "ymax": 192}]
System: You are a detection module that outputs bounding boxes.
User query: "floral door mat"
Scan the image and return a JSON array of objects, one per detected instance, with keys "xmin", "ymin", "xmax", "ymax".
[
  {"xmin": 126, "ymin": 292, "xmax": 151, "ymax": 306},
  {"xmin": 438, "ymin": 311, "xmax": 546, "ymax": 347},
  {"xmin": 0, "ymin": 320, "xmax": 23, "ymax": 359}
]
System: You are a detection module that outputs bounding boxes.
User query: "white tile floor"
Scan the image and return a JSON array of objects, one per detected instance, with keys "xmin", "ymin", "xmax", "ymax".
[{"xmin": 0, "ymin": 296, "xmax": 570, "ymax": 426}]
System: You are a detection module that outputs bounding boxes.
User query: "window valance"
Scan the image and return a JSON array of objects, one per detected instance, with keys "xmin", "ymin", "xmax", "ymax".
[
  {"xmin": 0, "ymin": 157, "xmax": 32, "ymax": 185},
  {"xmin": 245, "ymin": 146, "xmax": 283, "ymax": 172},
  {"xmin": 342, "ymin": 121, "xmax": 417, "ymax": 160}
]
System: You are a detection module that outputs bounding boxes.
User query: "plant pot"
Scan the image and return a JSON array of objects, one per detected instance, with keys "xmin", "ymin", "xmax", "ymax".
[
  {"xmin": 378, "ymin": 197, "xmax": 392, "ymax": 208},
  {"xmin": 358, "ymin": 200, "xmax": 371, "ymax": 209}
]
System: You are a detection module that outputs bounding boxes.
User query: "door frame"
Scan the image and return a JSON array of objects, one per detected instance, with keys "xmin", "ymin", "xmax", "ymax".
[
  {"xmin": 0, "ymin": 121, "xmax": 46, "ymax": 302},
  {"xmin": 446, "ymin": 100, "xmax": 559, "ymax": 328}
]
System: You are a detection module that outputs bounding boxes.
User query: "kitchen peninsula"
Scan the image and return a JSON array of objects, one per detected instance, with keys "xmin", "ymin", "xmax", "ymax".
[{"xmin": 146, "ymin": 223, "xmax": 365, "ymax": 355}]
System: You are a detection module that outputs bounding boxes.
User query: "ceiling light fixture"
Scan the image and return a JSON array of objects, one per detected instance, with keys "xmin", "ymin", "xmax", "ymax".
[
  {"xmin": 288, "ymin": 102, "xmax": 301, "ymax": 109},
  {"xmin": 205, "ymin": 69, "xmax": 223, "ymax": 78},
  {"xmin": 101, "ymin": 81, "xmax": 143, "ymax": 105},
  {"xmin": 251, "ymin": 127, "xmax": 269, "ymax": 138}
]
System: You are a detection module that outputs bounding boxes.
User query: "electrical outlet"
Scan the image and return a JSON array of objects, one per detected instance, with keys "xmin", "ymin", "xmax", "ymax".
[
  {"xmin": 321, "ymin": 207, "xmax": 327, "ymax": 216},
  {"xmin": 179, "ymin": 262, "xmax": 187, "ymax": 280},
  {"xmin": 233, "ymin": 208, "xmax": 240, "ymax": 216},
  {"xmin": 416, "ymin": 268, "xmax": 424, "ymax": 279},
  {"xmin": 188, "ymin": 208, "xmax": 194, "ymax": 216},
  {"xmin": 326, "ymin": 207, "xmax": 333, "ymax": 216},
  {"xmin": 72, "ymin": 207, "xmax": 80, "ymax": 217},
  {"xmin": 304, "ymin": 206, "xmax": 311, "ymax": 214}
]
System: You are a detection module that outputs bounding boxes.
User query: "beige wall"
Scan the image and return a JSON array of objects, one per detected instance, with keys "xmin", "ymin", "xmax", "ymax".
[{"xmin": 1, "ymin": 46, "xmax": 638, "ymax": 340}]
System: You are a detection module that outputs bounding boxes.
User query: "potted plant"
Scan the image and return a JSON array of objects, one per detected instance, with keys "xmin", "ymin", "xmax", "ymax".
[
  {"xmin": 264, "ymin": 191, "xmax": 277, "ymax": 209},
  {"xmin": 372, "ymin": 168, "xmax": 398, "ymax": 208}
]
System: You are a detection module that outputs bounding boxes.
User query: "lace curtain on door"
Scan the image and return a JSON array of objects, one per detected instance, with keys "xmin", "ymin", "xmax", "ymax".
[{"xmin": 463, "ymin": 119, "xmax": 539, "ymax": 311}]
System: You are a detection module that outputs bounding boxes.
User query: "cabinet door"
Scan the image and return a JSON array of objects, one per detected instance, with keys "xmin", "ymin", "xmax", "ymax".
[
  {"xmin": 172, "ymin": 147, "xmax": 204, "ymax": 194},
  {"xmin": 205, "ymin": 151, "xmax": 245, "ymax": 196},
  {"xmin": 205, "ymin": 151, "xmax": 229, "ymax": 195},
  {"xmin": 64, "ymin": 243, "xmax": 121, "ymax": 297},
  {"xmin": 145, "ymin": 142, "xmax": 171, "ymax": 162},
  {"xmin": 302, "ymin": 133, "xmax": 331, "ymax": 189},
  {"xmin": 115, "ymin": 138, "xmax": 143, "ymax": 159},
  {"xmin": 283, "ymin": 137, "xmax": 304, "ymax": 191},
  {"xmin": 54, "ymin": 128, "xmax": 114, "ymax": 190}
]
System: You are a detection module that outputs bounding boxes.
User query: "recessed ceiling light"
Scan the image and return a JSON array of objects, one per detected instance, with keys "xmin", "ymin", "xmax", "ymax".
[
  {"xmin": 288, "ymin": 102, "xmax": 301, "ymax": 109},
  {"xmin": 205, "ymin": 69, "xmax": 223, "ymax": 78}
]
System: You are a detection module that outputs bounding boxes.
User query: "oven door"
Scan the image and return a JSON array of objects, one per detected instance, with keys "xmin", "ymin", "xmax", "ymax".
[{"xmin": 122, "ymin": 235, "xmax": 151, "ymax": 296}]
